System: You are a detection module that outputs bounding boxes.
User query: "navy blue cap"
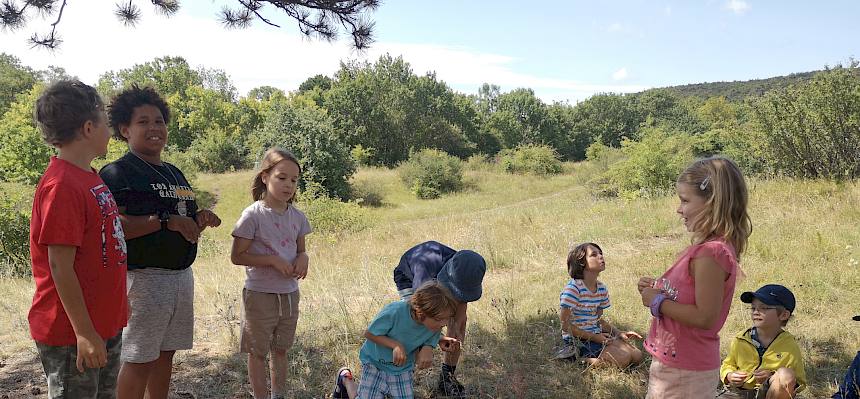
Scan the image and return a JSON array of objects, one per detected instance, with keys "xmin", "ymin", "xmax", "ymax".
[
  {"xmin": 740, "ymin": 284, "xmax": 796, "ymax": 312},
  {"xmin": 854, "ymin": 315, "xmax": 860, "ymax": 321},
  {"xmin": 437, "ymin": 250, "xmax": 486, "ymax": 303}
]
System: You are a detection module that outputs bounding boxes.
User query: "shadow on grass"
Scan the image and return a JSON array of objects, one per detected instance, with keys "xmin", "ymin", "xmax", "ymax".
[
  {"xmin": 415, "ymin": 302, "xmax": 648, "ymax": 399},
  {"xmin": 801, "ymin": 336, "xmax": 856, "ymax": 398}
]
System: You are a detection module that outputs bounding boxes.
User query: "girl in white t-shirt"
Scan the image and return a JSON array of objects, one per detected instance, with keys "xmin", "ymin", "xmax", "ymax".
[{"xmin": 231, "ymin": 148, "xmax": 312, "ymax": 399}]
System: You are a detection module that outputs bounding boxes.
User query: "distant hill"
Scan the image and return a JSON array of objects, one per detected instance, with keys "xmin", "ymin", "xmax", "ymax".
[{"xmin": 644, "ymin": 71, "xmax": 822, "ymax": 101}]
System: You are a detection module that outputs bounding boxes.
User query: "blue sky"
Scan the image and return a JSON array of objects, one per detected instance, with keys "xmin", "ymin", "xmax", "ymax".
[{"xmin": 4, "ymin": 0, "xmax": 859, "ymax": 102}]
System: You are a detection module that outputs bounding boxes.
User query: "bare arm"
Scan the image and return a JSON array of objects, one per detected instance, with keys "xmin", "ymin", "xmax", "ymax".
[
  {"xmin": 644, "ymin": 256, "xmax": 728, "ymax": 329},
  {"xmin": 230, "ymin": 237, "xmax": 293, "ymax": 276},
  {"xmin": 292, "ymin": 235, "xmax": 309, "ymax": 279},
  {"xmin": 364, "ymin": 330, "xmax": 407, "ymax": 366},
  {"xmin": 117, "ymin": 206, "xmax": 200, "ymax": 243},
  {"xmin": 48, "ymin": 245, "xmax": 106, "ymax": 372},
  {"xmin": 560, "ymin": 306, "xmax": 612, "ymax": 344},
  {"xmin": 447, "ymin": 301, "xmax": 468, "ymax": 341}
]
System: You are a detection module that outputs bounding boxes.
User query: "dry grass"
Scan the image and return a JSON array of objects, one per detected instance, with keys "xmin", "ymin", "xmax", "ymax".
[{"xmin": 1, "ymin": 165, "xmax": 858, "ymax": 398}]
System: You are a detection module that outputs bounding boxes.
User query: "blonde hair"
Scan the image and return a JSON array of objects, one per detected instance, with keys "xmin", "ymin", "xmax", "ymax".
[
  {"xmin": 409, "ymin": 281, "xmax": 458, "ymax": 321},
  {"xmin": 251, "ymin": 148, "xmax": 302, "ymax": 202},
  {"xmin": 677, "ymin": 156, "xmax": 752, "ymax": 256}
]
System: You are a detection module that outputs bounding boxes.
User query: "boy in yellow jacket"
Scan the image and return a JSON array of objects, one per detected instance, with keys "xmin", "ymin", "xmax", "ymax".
[{"xmin": 719, "ymin": 284, "xmax": 806, "ymax": 399}]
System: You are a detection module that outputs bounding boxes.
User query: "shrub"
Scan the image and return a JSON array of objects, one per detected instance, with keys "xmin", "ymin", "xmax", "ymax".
[
  {"xmin": 597, "ymin": 127, "xmax": 695, "ymax": 198},
  {"xmin": 398, "ymin": 149, "xmax": 464, "ymax": 199},
  {"xmin": 498, "ymin": 144, "xmax": 563, "ymax": 176},
  {"xmin": 0, "ymin": 184, "xmax": 33, "ymax": 278},
  {"xmin": 464, "ymin": 153, "xmax": 493, "ymax": 171},
  {"xmin": 248, "ymin": 102, "xmax": 355, "ymax": 200},
  {"xmin": 349, "ymin": 181, "xmax": 384, "ymax": 207},
  {"xmin": 0, "ymin": 84, "xmax": 53, "ymax": 184},
  {"xmin": 751, "ymin": 64, "xmax": 860, "ymax": 179},
  {"xmin": 297, "ymin": 184, "xmax": 367, "ymax": 236},
  {"xmin": 187, "ymin": 128, "xmax": 249, "ymax": 173},
  {"xmin": 350, "ymin": 145, "xmax": 375, "ymax": 167}
]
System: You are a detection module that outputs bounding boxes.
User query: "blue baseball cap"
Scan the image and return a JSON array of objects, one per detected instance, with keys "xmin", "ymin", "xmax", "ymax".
[
  {"xmin": 437, "ymin": 250, "xmax": 486, "ymax": 303},
  {"xmin": 854, "ymin": 315, "xmax": 860, "ymax": 321},
  {"xmin": 740, "ymin": 284, "xmax": 796, "ymax": 312}
]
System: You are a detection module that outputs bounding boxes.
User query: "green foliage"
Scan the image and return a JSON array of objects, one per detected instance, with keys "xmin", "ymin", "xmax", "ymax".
[
  {"xmin": 0, "ymin": 183, "xmax": 32, "ymax": 278},
  {"xmin": 0, "ymin": 84, "xmax": 53, "ymax": 184},
  {"xmin": 298, "ymin": 74, "xmax": 333, "ymax": 93},
  {"xmin": 0, "ymin": 53, "xmax": 38, "ymax": 117},
  {"xmin": 297, "ymin": 185, "xmax": 367, "ymax": 236},
  {"xmin": 497, "ymin": 145, "xmax": 563, "ymax": 176},
  {"xmin": 398, "ymin": 149, "xmax": 464, "ymax": 199},
  {"xmin": 655, "ymin": 70, "xmax": 821, "ymax": 101},
  {"xmin": 249, "ymin": 102, "xmax": 355, "ymax": 200},
  {"xmin": 751, "ymin": 64, "xmax": 860, "ymax": 179},
  {"xmin": 350, "ymin": 145, "xmax": 374, "ymax": 166},
  {"xmin": 187, "ymin": 129, "xmax": 248, "ymax": 173},
  {"xmin": 571, "ymin": 93, "xmax": 642, "ymax": 147},
  {"xmin": 598, "ymin": 128, "xmax": 696, "ymax": 198},
  {"xmin": 465, "ymin": 154, "xmax": 493, "ymax": 171}
]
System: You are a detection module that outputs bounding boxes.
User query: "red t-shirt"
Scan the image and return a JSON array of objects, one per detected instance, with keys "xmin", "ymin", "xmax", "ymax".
[{"xmin": 29, "ymin": 157, "xmax": 128, "ymax": 346}]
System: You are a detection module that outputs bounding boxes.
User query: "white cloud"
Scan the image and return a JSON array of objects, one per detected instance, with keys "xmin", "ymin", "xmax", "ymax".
[
  {"xmin": 607, "ymin": 22, "xmax": 623, "ymax": 32},
  {"xmin": 612, "ymin": 68, "xmax": 629, "ymax": 81},
  {"xmin": 1, "ymin": 2, "xmax": 645, "ymax": 103},
  {"xmin": 725, "ymin": 0, "xmax": 750, "ymax": 14}
]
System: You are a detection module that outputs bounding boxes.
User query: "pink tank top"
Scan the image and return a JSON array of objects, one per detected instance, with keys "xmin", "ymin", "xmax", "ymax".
[{"xmin": 644, "ymin": 239, "xmax": 739, "ymax": 371}]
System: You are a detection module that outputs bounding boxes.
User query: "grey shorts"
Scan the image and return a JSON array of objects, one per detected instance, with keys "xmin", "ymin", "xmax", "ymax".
[
  {"xmin": 240, "ymin": 289, "xmax": 300, "ymax": 357},
  {"xmin": 36, "ymin": 333, "xmax": 122, "ymax": 399},
  {"xmin": 122, "ymin": 267, "xmax": 194, "ymax": 363}
]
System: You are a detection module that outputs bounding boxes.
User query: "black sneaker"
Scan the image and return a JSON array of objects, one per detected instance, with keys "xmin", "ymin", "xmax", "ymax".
[{"xmin": 434, "ymin": 373, "xmax": 467, "ymax": 398}]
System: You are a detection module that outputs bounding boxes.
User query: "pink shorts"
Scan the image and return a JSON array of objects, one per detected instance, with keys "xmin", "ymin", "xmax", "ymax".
[{"xmin": 645, "ymin": 359, "xmax": 719, "ymax": 399}]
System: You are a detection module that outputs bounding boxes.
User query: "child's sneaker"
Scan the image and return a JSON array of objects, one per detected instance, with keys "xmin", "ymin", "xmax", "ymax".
[
  {"xmin": 554, "ymin": 343, "xmax": 579, "ymax": 360},
  {"xmin": 331, "ymin": 367, "xmax": 353, "ymax": 399}
]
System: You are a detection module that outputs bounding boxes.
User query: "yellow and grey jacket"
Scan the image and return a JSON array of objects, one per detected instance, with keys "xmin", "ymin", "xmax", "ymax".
[{"xmin": 720, "ymin": 328, "xmax": 807, "ymax": 392}]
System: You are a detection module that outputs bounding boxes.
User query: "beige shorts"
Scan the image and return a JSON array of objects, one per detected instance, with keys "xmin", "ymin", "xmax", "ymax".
[
  {"xmin": 240, "ymin": 288, "xmax": 300, "ymax": 357},
  {"xmin": 122, "ymin": 268, "xmax": 194, "ymax": 363},
  {"xmin": 645, "ymin": 359, "xmax": 719, "ymax": 399}
]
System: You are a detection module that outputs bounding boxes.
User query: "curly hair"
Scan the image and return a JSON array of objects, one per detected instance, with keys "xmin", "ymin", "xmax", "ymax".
[
  {"xmin": 34, "ymin": 80, "xmax": 104, "ymax": 146},
  {"xmin": 108, "ymin": 85, "xmax": 170, "ymax": 141}
]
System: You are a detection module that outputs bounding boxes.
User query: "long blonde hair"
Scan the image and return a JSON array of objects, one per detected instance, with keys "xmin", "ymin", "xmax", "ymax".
[
  {"xmin": 251, "ymin": 148, "xmax": 302, "ymax": 202},
  {"xmin": 677, "ymin": 156, "xmax": 752, "ymax": 256}
]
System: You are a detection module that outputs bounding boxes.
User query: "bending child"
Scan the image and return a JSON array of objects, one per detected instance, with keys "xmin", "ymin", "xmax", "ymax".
[
  {"xmin": 557, "ymin": 243, "xmax": 643, "ymax": 368},
  {"xmin": 231, "ymin": 148, "xmax": 312, "ymax": 399},
  {"xmin": 333, "ymin": 280, "xmax": 460, "ymax": 399},
  {"xmin": 719, "ymin": 284, "xmax": 806, "ymax": 399}
]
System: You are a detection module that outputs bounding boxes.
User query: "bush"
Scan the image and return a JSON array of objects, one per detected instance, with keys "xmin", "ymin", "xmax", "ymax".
[
  {"xmin": 464, "ymin": 153, "xmax": 493, "ymax": 171},
  {"xmin": 297, "ymin": 184, "xmax": 367, "ymax": 236},
  {"xmin": 350, "ymin": 145, "xmax": 375, "ymax": 167},
  {"xmin": 187, "ymin": 128, "xmax": 249, "ymax": 173},
  {"xmin": 0, "ymin": 84, "xmax": 53, "ymax": 184},
  {"xmin": 751, "ymin": 64, "xmax": 860, "ymax": 179},
  {"xmin": 0, "ymin": 184, "xmax": 33, "ymax": 278},
  {"xmin": 248, "ymin": 102, "xmax": 355, "ymax": 200},
  {"xmin": 597, "ymin": 127, "xmax": 695, "ymax": 198},
  {"xmin": 398, "ymin": 149, "xmax": 464, "ymax": 199},
  {"xmin": 498, "ymin": 144, "xmax": 563, "ymax": 176},
  {"xmin": 349, "ymin": 181, "xmax": 384, "ymax": 207}
]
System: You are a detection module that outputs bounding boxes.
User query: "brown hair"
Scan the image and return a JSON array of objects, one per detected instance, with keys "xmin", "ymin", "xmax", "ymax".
[
  {"xmin": 35, "ymin": 80, "xmax": 104, "ymax": 146},
  {"xmin": 566, "ymin": 242, "xmax": 602, "ymax": 280},
  {"xmin": 677, "ymin": 156, "xmax": 752, "ymax": 256},
  {"xmin": 409, "ymin": 280, "xmax": 458, "ymax": 321},
  {"xmin": 251, "ymin": 148, "xmax": 302, "ymax": 202}
]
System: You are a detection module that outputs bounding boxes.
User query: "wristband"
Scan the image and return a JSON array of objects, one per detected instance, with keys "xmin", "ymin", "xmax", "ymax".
[{"xmin": 650, "ymin": 293, "xmax": 667, "ymax": 318}]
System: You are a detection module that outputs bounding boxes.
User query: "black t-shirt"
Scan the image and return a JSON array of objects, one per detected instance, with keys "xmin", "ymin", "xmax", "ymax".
[{"xmin": 99, "ymin": 152, "xmax": 198, "ymax": 270}]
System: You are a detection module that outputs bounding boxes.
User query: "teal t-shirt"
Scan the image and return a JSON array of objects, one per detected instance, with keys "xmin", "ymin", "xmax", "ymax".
[{"xmin": 359, "ymin": 300, "xmax": 441, "ymax": 374}]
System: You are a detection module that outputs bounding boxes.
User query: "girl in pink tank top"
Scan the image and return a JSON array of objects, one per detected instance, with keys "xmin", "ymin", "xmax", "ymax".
[{"xmin": 637, "ymin": 157, "xmax": 752, "ymax": 399}]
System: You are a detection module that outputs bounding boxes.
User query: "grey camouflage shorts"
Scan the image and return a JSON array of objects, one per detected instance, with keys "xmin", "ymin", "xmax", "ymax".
[{"xmin": 35, "ymin": 333, "xmax": 122, "ymax": 399}]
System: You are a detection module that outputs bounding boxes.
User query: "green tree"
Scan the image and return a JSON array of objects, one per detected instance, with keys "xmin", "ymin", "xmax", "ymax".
[
  {"xmin": 0, "ymin": 84, "xmax": 53, "ymax": 184},
  {"xmin": 752, "ymin": 64, "xmax": 860, "ymax": 179},
  {"xmin": 298, "ymin": 74, "xmax": 334, "ymax": 93},
  {"xmin": 0, "ymin": 53, "xmax": 37, "ymax": 117},
  {"xmin": 249, "ymin": 101, "xmax": 355, "ymax": 199},
  {"xmin": 571, "ymin": 93, "xmax": 641, "ymax": 147}
]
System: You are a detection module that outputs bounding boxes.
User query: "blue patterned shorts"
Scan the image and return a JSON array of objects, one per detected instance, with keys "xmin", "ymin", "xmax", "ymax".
[{"xmin": 357, "ymin": 362, "xmax": 414, "ymax": 399}]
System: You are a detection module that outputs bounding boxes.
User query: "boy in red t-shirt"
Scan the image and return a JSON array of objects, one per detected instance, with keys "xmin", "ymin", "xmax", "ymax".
[{"xmin": 29, "ymin": 80, "xmax": 128, "ymax": 398}]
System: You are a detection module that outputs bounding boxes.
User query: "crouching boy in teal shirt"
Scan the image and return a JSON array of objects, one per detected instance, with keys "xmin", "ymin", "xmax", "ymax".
[{"xmin": 333, "ymin": 281, "xmax": 459, "ymax": 399}]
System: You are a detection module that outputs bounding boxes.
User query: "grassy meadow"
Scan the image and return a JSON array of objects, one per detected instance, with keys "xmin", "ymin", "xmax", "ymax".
[{"xmin": 1, "ymin": 163, "xmax": 859, "ymax": 398}]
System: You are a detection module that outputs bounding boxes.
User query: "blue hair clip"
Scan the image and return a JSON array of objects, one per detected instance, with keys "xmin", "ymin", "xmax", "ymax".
[{"xmin": 699, "ymin": 176, "xmax": 711, "ymax": 191}]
